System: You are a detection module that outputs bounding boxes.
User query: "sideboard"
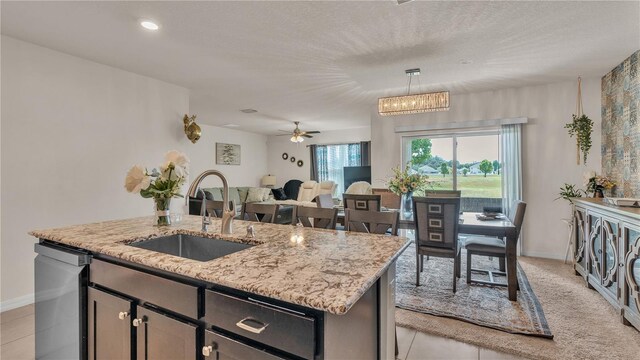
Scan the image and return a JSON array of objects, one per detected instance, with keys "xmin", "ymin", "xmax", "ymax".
[{"xmin": 572, "ymin": 198, "xmax": 640, "ymax": 331}]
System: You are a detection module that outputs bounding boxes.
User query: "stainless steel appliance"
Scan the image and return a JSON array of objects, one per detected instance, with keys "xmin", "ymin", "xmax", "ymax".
[{"xmin": 35, "ymin": 241, "xmax": 90, "ymax": 359}]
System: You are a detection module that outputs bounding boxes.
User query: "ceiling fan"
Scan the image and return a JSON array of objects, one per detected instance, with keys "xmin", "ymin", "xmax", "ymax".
[{"xmin": 276, "ymin": 121, "xmax": 320, "ymax": 143}]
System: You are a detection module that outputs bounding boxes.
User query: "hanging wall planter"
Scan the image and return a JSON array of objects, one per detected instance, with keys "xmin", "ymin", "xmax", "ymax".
[{"xmin": 565, "ymin": 77, "xmax": 594, "ymax": 165}]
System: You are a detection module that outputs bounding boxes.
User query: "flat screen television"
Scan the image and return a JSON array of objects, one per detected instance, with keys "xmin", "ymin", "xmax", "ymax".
[{"xmin": 343, "ymin": 166, "xmax": 371, "ymax": 192}]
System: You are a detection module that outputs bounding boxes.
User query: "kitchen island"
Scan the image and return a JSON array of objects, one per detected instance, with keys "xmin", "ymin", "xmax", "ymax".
[{"xmin": 30, "ymin": 215, "xmax": 409, "ymax": 360}]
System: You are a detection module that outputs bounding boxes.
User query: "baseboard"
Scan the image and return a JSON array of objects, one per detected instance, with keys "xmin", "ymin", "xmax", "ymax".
[
  {"xmin": 0, "ymin": 293, "xmax": 34, "ymax": 312},
  {"xmin": 522, "ymin": 251, "xmax": 566, "ymax": 261}
]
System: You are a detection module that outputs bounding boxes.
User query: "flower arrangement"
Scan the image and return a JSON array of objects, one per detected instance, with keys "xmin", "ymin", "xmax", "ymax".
[
  {"xmin": 125, "ymin": 150, "xmax": 190, "ymax": 225},
  {"xmin": 584, "ymin": 171, "xmax": 615, "ymax": 197},
  {"xmin": 387, "ymin": 164, "xmax": 429, "ymax": 195}
]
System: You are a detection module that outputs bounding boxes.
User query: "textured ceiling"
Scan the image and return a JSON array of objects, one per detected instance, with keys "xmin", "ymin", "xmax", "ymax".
[{"xmin": 2, "ymin": 1, "xmax": 639, "ymax": 134}]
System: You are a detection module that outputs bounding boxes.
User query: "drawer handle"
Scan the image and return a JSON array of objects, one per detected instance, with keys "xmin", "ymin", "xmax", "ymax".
[
  {"xmin": 236, "ymin": 317, "xmax": 269, "ymax": 334},
  {"xmin": 202, "ymin": 344, "xmax": 217, "ymax": 357},
  {"xmin": 118, "ymin": 311, "xmax": 129, "ymax": 320},
  {"xmin": 132, "ymin": 318, "xmax": 145, "ymax": 327}
]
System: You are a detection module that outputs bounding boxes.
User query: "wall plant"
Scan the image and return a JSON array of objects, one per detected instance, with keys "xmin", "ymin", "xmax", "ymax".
[{"xmin": 565, "ymin": 113, "xmax": 593, "ymax": 165}]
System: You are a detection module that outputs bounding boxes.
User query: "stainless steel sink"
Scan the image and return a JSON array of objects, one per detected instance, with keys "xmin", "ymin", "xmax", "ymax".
[{"xmin": 129, "ymin": 234, "xmax": 252, "ymax": 262}]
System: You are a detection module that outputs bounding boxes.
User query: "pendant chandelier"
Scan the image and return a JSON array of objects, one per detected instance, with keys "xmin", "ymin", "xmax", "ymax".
[{"xmin": 378, "ymin": 68, "xmax": 450, "ymax": 116}]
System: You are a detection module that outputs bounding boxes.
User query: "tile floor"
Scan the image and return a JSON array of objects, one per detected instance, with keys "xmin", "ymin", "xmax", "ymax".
[{"xmin": 1, "ymin": 304, "xmax": 522, "ymax": 359}]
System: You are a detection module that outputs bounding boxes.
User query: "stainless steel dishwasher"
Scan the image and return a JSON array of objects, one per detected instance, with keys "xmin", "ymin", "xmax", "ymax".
[{"xmin": 34, "ymin": 241, "xmax": 91, "ymax": 359}]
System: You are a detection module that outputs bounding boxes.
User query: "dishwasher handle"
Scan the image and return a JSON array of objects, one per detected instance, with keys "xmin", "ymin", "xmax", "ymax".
[{"xmin": 34, "ymin": 243, "xmax": 91, "ymax": 266}]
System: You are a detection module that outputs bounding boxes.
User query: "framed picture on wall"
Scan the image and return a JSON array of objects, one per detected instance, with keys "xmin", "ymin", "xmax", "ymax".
[{"xmin": 216, "ymin": 143, "xmax": 241, "ymax": 165}]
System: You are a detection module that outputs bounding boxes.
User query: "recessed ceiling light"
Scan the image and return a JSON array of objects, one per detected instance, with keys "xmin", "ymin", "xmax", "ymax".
[
  {"xmin": 240, "ymin": 109, "xmax": 257, "ymax": 113},
  {"xmin": 140, "ymin": 19, "xmax": 159, "ymax": 31},
  {"xmin": 223, "ymin": 124, "xmax": 240, "ymax": 128}
]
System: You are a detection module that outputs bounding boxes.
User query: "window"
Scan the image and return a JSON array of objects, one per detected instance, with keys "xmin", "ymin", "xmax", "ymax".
[
  {"xmin": 315, "ymin": 143, "xmax": 361, "ymax": 194},
  {"xmin": 402, "ymin": 131, "xmax": 502, "ymax": 211}
]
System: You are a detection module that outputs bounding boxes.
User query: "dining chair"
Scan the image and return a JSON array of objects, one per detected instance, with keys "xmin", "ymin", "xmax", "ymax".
[
  {"xmin": 242, "ymin": 203, "xmax": 280, "ymax": 223},
  {"xmin": 465, "ymin": 201, "xmax": 527, "ymax": 288},
  {"xmin": 412, "ymin": 196, "xmax": 462, "ymax": 292},
  {"xmin": 344, "ymin": 208, "xmax": 398, "ymax": 235},
  {"xmin": 296, "ymin": 206, "xmax": 338, "ymax": 230},
  {"xmin": 424, "ymin": 190, "xmax": 462, "ymax": 198},
  {"xmin": 342, "ymin": 207, "xmax": 399, "ymax": 356},
  {"xmin": 343, "ymin": 194, "xmax": 381, "ymax": 211},
  {"xmin": 205, "ymin": 200, "xmax": 235, "ymax": 218},
  {"xmin": 316, "ymin": 194, "xmax": 334, "ymax": 209}
]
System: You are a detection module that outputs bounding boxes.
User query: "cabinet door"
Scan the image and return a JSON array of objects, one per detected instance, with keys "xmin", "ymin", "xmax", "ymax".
[
  {"xmin": 134, "ymin": 306, "xmax": 198, "ymax": 360},
  {"xmin": 88, "ymin": 287, "xmax": 133, "ymax": 360},
  {"xmin": 588, "ymin": 213, "xmax": 603, "ymax": 281},
  {"xmin": 600, "ymin": 217, "xmax": 620, "ymax": 300},
  {"xmin": 203, "ymin": 329, "xmax": 286, "ymax": 360},
  {"xmin": 574, "ymin": 208, "xmax": 588, "ymax": 276},
  {"xmin": 623, "ymin": 224, "xmax": 640, "ymax": 330}
]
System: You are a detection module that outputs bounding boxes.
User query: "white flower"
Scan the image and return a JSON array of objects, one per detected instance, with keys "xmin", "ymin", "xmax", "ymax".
[
  {"xmin": 124, "ymin": 165, "xmax": 151, "ymax": 193},
  {"xmin": 164, "ymin": 150, "xmax": 189, "ymax": 175}
]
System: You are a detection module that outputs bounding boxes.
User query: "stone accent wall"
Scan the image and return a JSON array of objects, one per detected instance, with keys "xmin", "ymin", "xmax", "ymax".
[{"xmin": 602, "ymin": 50, "xmax": 640, "ymax": 197}]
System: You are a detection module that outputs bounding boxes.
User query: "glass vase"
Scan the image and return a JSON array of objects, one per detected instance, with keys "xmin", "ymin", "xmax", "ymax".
[
  {"xmin": 154, "ymin": 197, "xmax": 171, "ymax": 226},
  {"xmin": 594, "ymin": 188, "xmax": 604, "ymax": 198},
  {"xmin": 400, "ymin": 191, "xmax": 414, "ymax": 220}
]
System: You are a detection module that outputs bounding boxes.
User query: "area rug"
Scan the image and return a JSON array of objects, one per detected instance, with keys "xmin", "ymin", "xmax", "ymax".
[
  {"xmin": 396, "ymin": 256, "xmax": 640, "ymax": 360},
  {"xmin": 395, "ymin": 244, "xmax": 553, "ymax": 338}
]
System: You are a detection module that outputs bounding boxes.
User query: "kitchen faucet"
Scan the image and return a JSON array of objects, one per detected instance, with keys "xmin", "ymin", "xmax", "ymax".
[{"xmin": 186, "ymin": 170, "xmax": 234, "ymax": 234}]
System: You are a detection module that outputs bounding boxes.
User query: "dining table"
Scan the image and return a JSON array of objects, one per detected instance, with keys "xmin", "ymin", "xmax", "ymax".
[{"xmin": 399, "ymin": 211, "xmax": 519, "ymax": 301}]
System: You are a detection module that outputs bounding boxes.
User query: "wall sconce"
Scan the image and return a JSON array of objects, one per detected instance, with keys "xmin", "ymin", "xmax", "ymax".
[{"xmin": 183, "ymin": 114, "xmax": 201, "ymax": 144}]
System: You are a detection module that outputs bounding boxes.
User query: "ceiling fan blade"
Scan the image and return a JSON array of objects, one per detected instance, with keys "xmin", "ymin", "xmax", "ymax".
[
  {"xmin": 276, "ymin": 134, "xmax": 292, "ymax": 136},
  {"xmin": 305, "ymin": 131, "xmax": 321, "ymax": 134},
  {"xmin": 303, "ymin": 134, "xmax": 313, "ymax": 138}
]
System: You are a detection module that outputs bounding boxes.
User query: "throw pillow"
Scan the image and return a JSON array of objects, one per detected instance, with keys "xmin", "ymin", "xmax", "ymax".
[
  {"xmin": 262, "ymin": 188, "xmax": 272, "ymax": 201},
  {"xmin": 246, "ymin": 187, "xmax": 266, "ymax": 203},
  {"xmin": 272, "ymin": 188, "xmax": 287, "ymax": 200}
]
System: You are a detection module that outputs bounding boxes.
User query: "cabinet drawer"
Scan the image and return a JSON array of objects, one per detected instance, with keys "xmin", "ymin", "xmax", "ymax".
[
  {"xmin": 90, "ymin": 259, "xmax": 198, "ymax": 319},
  {"xmin": 204, "ymin": 290, "xmax": 315, "ymax": 359},
  {"xmin": 204, "ymin": 329, "xmax": 286, "ymax": 360}
]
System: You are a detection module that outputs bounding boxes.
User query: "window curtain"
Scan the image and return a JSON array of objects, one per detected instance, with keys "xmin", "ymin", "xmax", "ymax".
[
  {"xmin": 500, "ymin": 124, "xmax": 523, "ymax": 251},
  {"xmin": 360, "ymin": 141, "xmax": 371, "ymax": 166},
  {"xmin": 309, "ymin": 145, "xmax": 319, "ymax": 181},
  {"xmin": 311, "ymin": 143, "xmax": 361, "ymax": 193}
]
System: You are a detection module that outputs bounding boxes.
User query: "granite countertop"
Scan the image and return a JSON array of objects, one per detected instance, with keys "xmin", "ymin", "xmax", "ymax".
[{"xmin": 30, "ymin": 215, "xmax": 409, "ymax": 315}]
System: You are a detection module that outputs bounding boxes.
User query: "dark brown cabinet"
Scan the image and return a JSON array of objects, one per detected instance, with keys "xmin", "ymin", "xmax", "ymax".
[
  {"xmin": 88, "ymin": 287, "xmax": 134, "ymax": 360},
  {"xmin": 134, "ymin": 306, "xmax": 198, "ymax": 360},
  {"xmin": 573, "ymin": 199, "xmax": 640, "ymax": 331},
  {"xmin": 203, "ymin": 329, "xmax": 286, "ymax": 360}
]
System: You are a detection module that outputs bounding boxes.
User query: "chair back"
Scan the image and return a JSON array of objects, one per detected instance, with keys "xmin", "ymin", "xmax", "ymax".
[
  {"xmin": 508, "ymin": 201, "xmax": 527, "ymax": 239},
  {"xmin": 318, "ymin": 181, "xmax": 336, "ymax": 197},
  {"xmin": 242, "ymin": 203, "xmax": 279, "ymax": 223},
  {"xmin": 425, "ymin": 190, "xmax": 462, "ymax": 198},
  {"xmin": 316, "ymin": 194, "xmax": 334, "ymax": 209},
  {"xmin": 206, "ymin": 200, "xmax": 235, "ymax": 218},
  {"xmin": 372, "ymin": 188, "xmax": 401, "ymax": 209},
  {"xmin": 413, "ymin": 196, "xmax": 461, "ymax": 250},
  {"xmin": 343, "ymin": 194, "xmax": 381, "ymax": 211},
  {"xmin": 345, "ymin": 209, "xmax": 398, "ymax": 235},
  {"xmin": 297, "ymin": 181, "xmax": 318, "ymax": 202},
  {"xmin": 296, "ymin": 206, "xmax": 338, "ymax": 229},
  {"xmin": 345, "ymin": 181, "xmax": 373, "ymax": 195}
]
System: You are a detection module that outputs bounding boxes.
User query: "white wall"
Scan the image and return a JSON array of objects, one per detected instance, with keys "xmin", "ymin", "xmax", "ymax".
[
  {"xmin": 187, "ymin": 124, "xmax": 268, "ymax": 189},
  {"xmin": 266, "ymin": 127, "xmax": 370, "ymax": 188},
  {"xmin": 371, "ymin": 78, "xmax": 602, "ymax": 259},
  {"xmin": 0, "ymin": 36, "xmax": 265, "ymax": 309}
]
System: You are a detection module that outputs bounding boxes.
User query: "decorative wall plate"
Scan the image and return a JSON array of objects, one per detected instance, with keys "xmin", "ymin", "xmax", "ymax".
[
  {"xmin": 282, "ymin": 153, "xmax": 288, "ymax": 160},
  {"xmin": 290, "ymin": 157, "xmax": 296, "ymax": 162},
  {"xmin": 297, "ymin": 160, "xmax": 304, "ymax": 167}
]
